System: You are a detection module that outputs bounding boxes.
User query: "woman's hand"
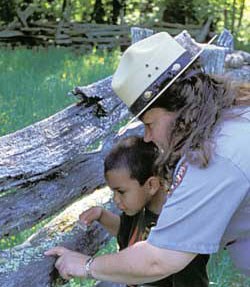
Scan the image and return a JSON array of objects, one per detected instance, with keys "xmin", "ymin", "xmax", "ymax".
[
  {"xmin": 45, "ymin": 246, "xmax": 89, "ymax": 279},
  {"xmin": 79, "ymin": 206, "xmax": 103, "ymax": 226}
]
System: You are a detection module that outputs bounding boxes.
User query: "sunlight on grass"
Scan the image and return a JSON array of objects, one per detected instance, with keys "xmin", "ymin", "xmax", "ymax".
[
  {"xmin": 0, "ymin": 216, "xmax": 52, "ymax": 250},
  {"xmin": 208, "ymin": 250, "xmax": 250, "ymax": 286},
  {"xmin": 0, "ymin": 46, "xmax": 120, "ymax": 136}
]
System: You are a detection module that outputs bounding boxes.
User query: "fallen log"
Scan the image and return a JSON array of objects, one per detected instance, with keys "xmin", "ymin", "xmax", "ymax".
[
  {"xmin": 0, "ymin": 121, "xmax": 143, "ymax": 238},
  {"xmin": 0, "ymin": 187, "xmax": 120, "ymax": 287},
  {"xmin": 0, "ymin": 76, "xmax": 126, "ymax": 193}
]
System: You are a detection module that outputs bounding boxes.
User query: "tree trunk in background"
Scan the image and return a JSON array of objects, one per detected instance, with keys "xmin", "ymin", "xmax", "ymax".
[
  {"xmin": 0, "ymin": 0, "xmax": 16, "ymax": 23},
  {"xmin": 61, "ymin": 0, "xmax": 71, "ymax": 21},
  {"xmin": 112, "ymin": 0, "xmax": 122, "ymax": 24},
  {"xmin": 224, "ymin": 8, "xmax": 228, "ymax": 30},
  {"xmin": 162, "ymin": 0, "xmax": 195, "ymax": 24},
  {"xmin": 237, "ymin": 0, "xmax": 246, "ymax": 30},
  {"xmin": 91, "ymin": 0, "xmax": 106, "ymax": 24},
  {"xmin": 231, "ymin": 0, "xmax": 237, "ymax": 34},
  {"xmin": 121, "ymin": 0, "xmax": 126, "ymax": 24},
  {"xmin": 62, "ymin": 0, "xmax": 67, "ymax": 13},
  {"xmin": 162, "ymin": 0, "xmax": 186, "ymax": 24}
]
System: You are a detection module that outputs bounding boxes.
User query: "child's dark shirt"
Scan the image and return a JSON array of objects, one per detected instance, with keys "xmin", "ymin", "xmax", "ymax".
[{"xmin": 117, "ymin": 208, "xmax": 209, "ymax": 287}]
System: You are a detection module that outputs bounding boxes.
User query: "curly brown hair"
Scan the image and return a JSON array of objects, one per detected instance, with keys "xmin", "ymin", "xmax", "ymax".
[
  {"xmin": 147, "ymin": 65, "xmax": 239, "ymax": 183},
  {"xmin": 104, "ymin": 136, "xmax": 159, "ymax": 185}
]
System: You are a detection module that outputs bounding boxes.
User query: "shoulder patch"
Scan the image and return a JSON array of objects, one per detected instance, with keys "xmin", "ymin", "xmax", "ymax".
[{"xmin": 170, "ymin": 162, "xmax": 188, "ymax": 193}]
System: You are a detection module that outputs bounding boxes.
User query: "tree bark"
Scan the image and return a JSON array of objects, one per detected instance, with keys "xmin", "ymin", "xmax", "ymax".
[
  {"xmin": 196, "ymin": 16, "xmax": 213, "ymax": 43},
  {"xmin": 0, "ymin": 123, "xmax": 143, "ymax": 238},
  {"xmin": 0, "ymin": 189, "xmax": 119, "ymax": 287},
  {"xmin": 0, "ymin": 76, "xmax": 137, "ymax": 238},
  {"xmin": 237, "ymin": 0, "xmax": 246, "ymax": 30},
  {"xmin": 0, "ymin": 77, "xmax": 125, "ymax": 193}
]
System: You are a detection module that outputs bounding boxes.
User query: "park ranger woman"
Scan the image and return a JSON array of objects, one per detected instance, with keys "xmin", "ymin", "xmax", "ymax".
[{"xmin": 46, "ymin": 31, "xmax": 250, "ymax": 283}]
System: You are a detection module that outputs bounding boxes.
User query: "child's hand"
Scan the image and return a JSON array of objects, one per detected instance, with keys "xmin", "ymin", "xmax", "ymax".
[{"xmin": 79, "ymin": 206, "xmax": 103, "ymax": 226}]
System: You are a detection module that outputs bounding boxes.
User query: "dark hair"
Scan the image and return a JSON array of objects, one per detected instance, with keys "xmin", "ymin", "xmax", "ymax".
[
  {"xmin": 104, "ymin": 136, "xmax": 159, "ymax": 185},
  {"xmin": 147, "ymin": 64, "xmax": 236, "ymax": 182}
]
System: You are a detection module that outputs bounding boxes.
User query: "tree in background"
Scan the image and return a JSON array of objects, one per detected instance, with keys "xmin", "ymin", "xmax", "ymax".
[
  {"xmin": 91, "ymin": 0, "xmax": 105, "ymax": 23},
  {"xmin": 0, "ymin": 0, "xmax": 16, "ymax": 23},
  {"xmin": 161, "ymin": 0, "xmax": 200, "ymax": 24},
  {"xmin": 207, "ymin": 0, "xmax": 249, "ymax": 45},
  {"xmin": 111, "ymin": 0, "xmax": 126, "ymax": 24}
]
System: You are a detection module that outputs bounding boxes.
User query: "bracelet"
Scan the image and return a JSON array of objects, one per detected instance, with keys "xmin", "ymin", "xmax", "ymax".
[{"xmin": 84, "ymin": 256, "xmax": 95, "ymax": 279}]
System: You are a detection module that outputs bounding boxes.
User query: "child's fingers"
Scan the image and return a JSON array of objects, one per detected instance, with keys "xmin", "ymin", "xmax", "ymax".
[
  {"xmin": 79, "ymin": 207, "xmax": 101, "ymax": 223},
  {"xmin": 79, "ymin": 211, "xmax": 92, "ymax": 224},
  {"xmin": 44, "ymin": 246, "xmax": 67, "ymax": 256}
]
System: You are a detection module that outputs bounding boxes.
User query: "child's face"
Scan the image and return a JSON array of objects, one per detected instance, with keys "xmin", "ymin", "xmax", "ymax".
[{"xmin": 105, "ymin": 168, "xmax": 152, "ymax": 216}]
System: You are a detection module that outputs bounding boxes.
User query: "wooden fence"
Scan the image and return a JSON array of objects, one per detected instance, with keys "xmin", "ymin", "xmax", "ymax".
[
  {"xmin": 0, "ymin": 9, "xmax": 213, "ymax": 51},
  {"xmin": 0, "ymin": 30, "xmax": 250, "ymax": 287}
]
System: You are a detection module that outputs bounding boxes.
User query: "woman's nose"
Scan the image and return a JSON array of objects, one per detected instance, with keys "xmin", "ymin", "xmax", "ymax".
[{"xmin": 144, "ymin": 129, "xmax": 151, "ymax": 143}]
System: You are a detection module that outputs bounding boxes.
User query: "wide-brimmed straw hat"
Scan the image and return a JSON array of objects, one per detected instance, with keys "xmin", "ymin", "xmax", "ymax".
[{"xmin": 111, "ymin": 31, "xmax": 216, "ymax": 128}]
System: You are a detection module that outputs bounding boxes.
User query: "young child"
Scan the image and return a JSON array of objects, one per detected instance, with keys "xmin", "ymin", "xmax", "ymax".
[{"xmin": 79, "ymin": 136, "xmax": 209, "ymax": 287}]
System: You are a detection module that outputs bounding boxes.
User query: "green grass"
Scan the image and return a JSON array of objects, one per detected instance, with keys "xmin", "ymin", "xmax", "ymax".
[
  {"xmin": 1, "ymin": 47, "xmax": 250, "ymax": 287},
  {"xmin": 0, "ymin": 45, "xmax": 120, "ymax": 287},
  {"xmin": 0, "ymin": 46, "xmax": 120, "ymax": 136},
  {"xmin": 0, "ymin": 215, "xmax": 52, "ymax": 250},
  {"xmin": 208, "ymin": 250, "xmax": 250, "ymax": 286}
]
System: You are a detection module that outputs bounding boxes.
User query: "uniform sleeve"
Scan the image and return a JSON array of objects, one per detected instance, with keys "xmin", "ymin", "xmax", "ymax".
[{"xmin": 147, "ymin": 154, "xmax": 249, "ymax": 254}]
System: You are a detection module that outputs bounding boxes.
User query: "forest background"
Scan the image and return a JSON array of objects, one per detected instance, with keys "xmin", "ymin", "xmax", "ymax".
[{"xmin": 0, "ymin": 0, "xmax": 250, "ymax": 48}]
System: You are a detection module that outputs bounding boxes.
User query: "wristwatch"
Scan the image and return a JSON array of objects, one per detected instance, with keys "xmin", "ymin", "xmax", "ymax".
[{"xmin": 84, "ymin": 256, "xmax": 95, "ymax": 279}]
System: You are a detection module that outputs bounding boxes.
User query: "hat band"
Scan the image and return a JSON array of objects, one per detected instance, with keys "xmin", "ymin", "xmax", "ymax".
[{"xmin": 130, "ymin": 51, "xmax": 192, "ymax": 115}]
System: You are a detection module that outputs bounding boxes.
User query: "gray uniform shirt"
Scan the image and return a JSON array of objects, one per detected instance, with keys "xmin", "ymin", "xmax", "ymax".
[{"xmin": 147, "ymin": 107, "xmax": 250, "ymax": 274}]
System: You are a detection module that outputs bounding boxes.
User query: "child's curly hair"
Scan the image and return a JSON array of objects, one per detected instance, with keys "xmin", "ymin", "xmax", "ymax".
[{"xmin": 104, "ymin": 136, "xmax": 159, "ymax": 185}]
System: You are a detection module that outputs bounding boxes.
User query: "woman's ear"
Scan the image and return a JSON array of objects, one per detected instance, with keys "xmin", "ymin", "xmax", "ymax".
[{"xmin": 145, "ymin": 176, "xmax": 161, "ymax": 196}]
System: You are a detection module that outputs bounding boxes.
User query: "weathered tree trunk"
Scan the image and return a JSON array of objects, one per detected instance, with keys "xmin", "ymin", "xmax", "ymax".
[
  {"xmin": 0, "ymin": 76, "xmax": 134, "ymax": 194},
  {"xmin": 0, "ymin": 188, "xmax": 119, "ymax": 287},
  {"xmin": 0, "ymin": 76, "xmax": 142, "ymax": 238},
  {"xmin": 175, "ymin": 30, "xmax": 250, "ymax": 80},
  {"xmin": 196, "ymin": 16, "xmax": 213, "ymax": 43}
]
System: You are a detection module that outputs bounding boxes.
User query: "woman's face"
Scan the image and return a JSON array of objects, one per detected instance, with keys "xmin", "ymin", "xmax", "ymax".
[{"xmin": 141, "ymin": 108, "xmax": 176, "ymax": 150}]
